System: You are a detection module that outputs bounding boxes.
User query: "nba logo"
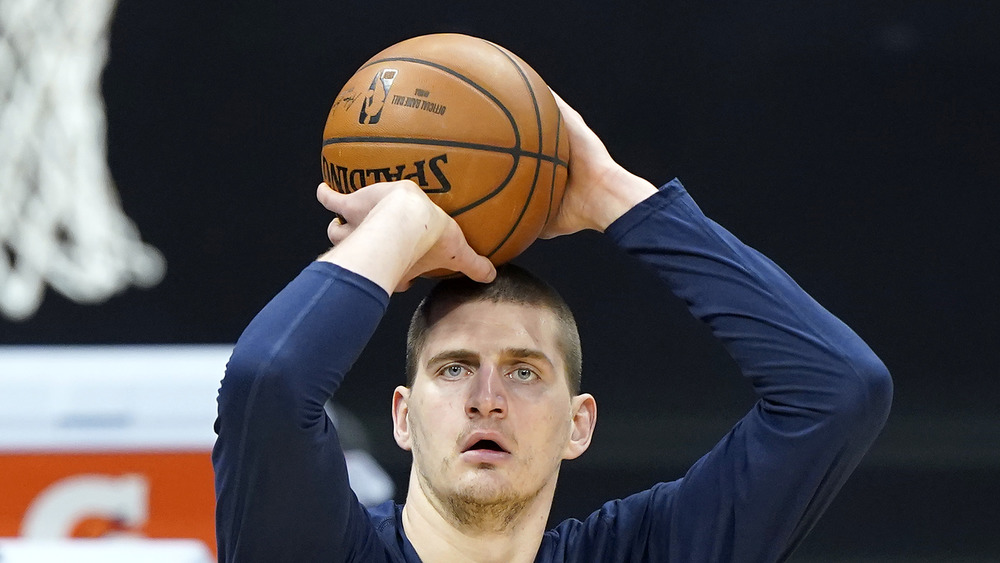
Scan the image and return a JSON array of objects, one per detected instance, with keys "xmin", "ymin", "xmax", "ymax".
[{"xmin": 359, "ymin": 68, "xmax": 397, "ymax": 125}]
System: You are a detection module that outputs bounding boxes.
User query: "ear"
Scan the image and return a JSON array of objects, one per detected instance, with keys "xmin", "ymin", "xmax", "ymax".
[
  {"xmin": 563, "ymin": 393, "xmax": 597, "ymax": 460},
  {"xmin": 391, "ymin": 385, "xmax": 412, "ymax": 451}
]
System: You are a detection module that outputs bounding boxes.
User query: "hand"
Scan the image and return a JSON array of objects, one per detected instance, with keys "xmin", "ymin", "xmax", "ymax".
[
  {"xmin": 316, "ymin": 180, "xmax": 496, "ymax": 293},
  {"xmin": 540, "ymin": 92, "xmax": 658, "ymax": 238}
]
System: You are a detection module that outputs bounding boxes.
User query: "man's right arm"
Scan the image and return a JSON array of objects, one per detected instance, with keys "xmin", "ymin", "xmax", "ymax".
[
  {"xmin": 213, "ymin": 261, "xmax": 389, "ymax": 562},
  {"xmin": 213, "ymin": 180, "xmax": 494, "ymax": 561}
]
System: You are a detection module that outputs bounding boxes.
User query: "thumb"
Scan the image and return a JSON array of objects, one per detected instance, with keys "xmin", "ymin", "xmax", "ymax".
[
  {"xmin": 316, "ymin": 182, "xmax": 345, "ymax": 213},
  {"xmin": 459, "ymin": 254, "xmax": 497, "ymax": 284},
  {"xmin": 439, "ymin": 220, "xmax": 496, "ymax": 283}
]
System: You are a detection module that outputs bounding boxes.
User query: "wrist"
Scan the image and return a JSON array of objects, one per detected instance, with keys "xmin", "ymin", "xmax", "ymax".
[{"xmin": 593, "ymin": 168, "xmax": 658, "ymax": 232}]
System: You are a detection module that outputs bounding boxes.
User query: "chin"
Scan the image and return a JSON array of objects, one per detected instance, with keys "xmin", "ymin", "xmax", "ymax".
[
  {"xmin": 455, "ymin": 469, "xmax": 517, "ymax": 502},
  {"xmin": 446, "ymin": 479, "xmax": 531, "ymax": 532}
]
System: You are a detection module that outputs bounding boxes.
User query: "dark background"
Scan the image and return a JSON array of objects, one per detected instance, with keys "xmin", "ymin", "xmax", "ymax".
[{"xmin": 4, "ymin": 1, "xmax": 999, "ymax": 560}]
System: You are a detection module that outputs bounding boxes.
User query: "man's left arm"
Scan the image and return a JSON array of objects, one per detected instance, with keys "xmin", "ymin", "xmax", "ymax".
[
  {"xmin": 606, "ymin": 179, "xmax": 892, "ymax": 561},
  {"xmin": 543, "ymin": 95, "xmax": 891, "ymax": 561}
]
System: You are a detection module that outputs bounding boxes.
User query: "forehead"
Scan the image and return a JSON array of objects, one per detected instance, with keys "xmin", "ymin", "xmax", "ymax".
[{"xmin": 420, "ymin": 300, "xmax": 563, "ymax": 363}]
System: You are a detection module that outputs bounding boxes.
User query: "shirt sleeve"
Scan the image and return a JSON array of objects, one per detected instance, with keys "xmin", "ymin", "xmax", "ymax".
[
  {"xmin": 601, "ymin": 179, "xmax": 893, "ymax": 562},
  {"xmin": 212, "ymin": 261, "xmax": 393, "ymax": 562}
]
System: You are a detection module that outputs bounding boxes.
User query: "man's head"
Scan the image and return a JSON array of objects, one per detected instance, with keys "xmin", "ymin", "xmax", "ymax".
[
  {"xmin": 392, "ymin": 265, "xmax": 596, "ymax": 533},
  {"xmin": 406, "ymin": 264, "xmax": 583, "ymax": 394}
]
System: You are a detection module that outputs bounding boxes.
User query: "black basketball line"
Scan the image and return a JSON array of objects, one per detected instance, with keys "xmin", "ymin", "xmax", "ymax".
[
  {"xmin": 335, "ymin": 49, "xmax": 569, "ymax": 258},
  {"xmin": 482, "ymin": 41, "xmax": 545, "ymax": 258},
  {"xmin": 322, "ymin": 136, "xmax": 564, "ymax": 165},
  {"xmin": 358, "ymin": 55, "xmax": 521, "ymax": 149},
  {"xmin": 350, "ymin": 55, "xmax": 524, "ymax": 222},
  {"xmin": 545, "ymin": 110, "xmax": 564, "ymax": 225},
  {"xmin": 323, "ymin": 137, "xmax": 520, "ymax": 212},
  {"xmin": 354, "ymin": 54, "xmax": 569, "ymax": 168}
]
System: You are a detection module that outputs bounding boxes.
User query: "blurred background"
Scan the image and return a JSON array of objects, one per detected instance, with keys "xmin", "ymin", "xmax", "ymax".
[{"xmin": 2, "ymin": 0, "xmax": 998, "ymax": 560}]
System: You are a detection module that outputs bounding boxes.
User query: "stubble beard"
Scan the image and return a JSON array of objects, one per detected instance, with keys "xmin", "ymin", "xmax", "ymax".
[
  {"xmin": 417, "ymin": 460, "xmax": 543, "ymax": 535},
  {"xmin": 407, "ymin": 410, "xmax": 551, "ymax": 535}
]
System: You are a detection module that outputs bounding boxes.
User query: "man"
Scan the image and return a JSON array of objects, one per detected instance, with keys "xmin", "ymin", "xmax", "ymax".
[{"xmin": 213, "ymin": 95, "xmax": 892, "ymax": 562}]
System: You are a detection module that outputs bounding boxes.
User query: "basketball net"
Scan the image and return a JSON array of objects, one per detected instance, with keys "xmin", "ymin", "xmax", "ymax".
[{"xmin": 0, "ymin": 0, "xmax": 165, "ymax": 322}]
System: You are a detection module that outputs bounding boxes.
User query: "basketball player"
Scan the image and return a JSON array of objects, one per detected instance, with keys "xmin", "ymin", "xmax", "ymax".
[{"xmin": 213, "ymin": 95, "xmax": 892, "ymax": 562}]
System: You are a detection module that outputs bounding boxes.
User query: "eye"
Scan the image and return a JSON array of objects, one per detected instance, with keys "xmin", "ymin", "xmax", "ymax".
[
  {"xmin": 440, "ymin": 364, "xmax": 469, "ymax": 379},
  {"xmin": 507, "ymin": 367, "xmax": 538, "ymax": 382}
]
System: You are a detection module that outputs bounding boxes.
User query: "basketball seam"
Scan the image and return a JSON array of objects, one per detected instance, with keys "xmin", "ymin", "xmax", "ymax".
[
  {"xmin": 482, "ymin": 41, "xmax": 545, "ymax": 257},
  {"xmin": 321, "ymin": 136, "xmax": 564, "ymax": 164},
  {"xmin": 357, "ymin": 56, "xmax": 521, "ymax": 149},
  {"xmin": 335, "ymin": 48, "xmax": 567, "ymax": 260},
  {"xmin": 352, "ymin": 55, "xmax": 524, "ymax": 223},
  {"xmin": 546, "ymin": 110, "xmax": 564, "ymax": 224}
]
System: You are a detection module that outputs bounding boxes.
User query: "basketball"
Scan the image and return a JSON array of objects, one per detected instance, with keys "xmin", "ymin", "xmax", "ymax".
[{"xmin": 321, "ymin": 33, "xmax": 569, "ymax": 267}]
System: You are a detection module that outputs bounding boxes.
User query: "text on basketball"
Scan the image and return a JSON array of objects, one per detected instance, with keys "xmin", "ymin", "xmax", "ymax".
[{"xmin": 322, "ymin": 154, "xmax": 451, "ymax": 194}]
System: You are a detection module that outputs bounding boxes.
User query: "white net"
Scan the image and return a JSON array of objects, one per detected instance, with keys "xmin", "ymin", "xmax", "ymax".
[{"xmin": 0, "ymin": 0, "xmax": 165, "ymax": 322}]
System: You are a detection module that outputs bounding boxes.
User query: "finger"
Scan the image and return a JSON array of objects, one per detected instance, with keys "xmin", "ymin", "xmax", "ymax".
[
  {"xmin": 550, "ymin": 89, "xmax": 579, "ymax": 120},
  {"xmin": 429, "ymin": 220, "xmax": 496, "ymax": 283},
  {"xmin": 394, "ymin": 278, "xmax": 415, "ymax": 293},
  {"xmin": 326, "ymin": 216, "xmax": 354, "ymax": 245},
  {"xmin": 537, "ymin": 227, "xmax": 565, "ymax": 240},
  {"xmin": 454, "ymin": 250, "xmax": 497, "ymax": 284},
  {"xmin": 550, "ymin": 89, "xmax": 596, "ymax": 142},
  {"xmin": 550, "ymin": 88, "xmax": 565, "ymax": 107},
  {"xmin": 316, "ymin": 182, "xmax": 345, "ymax": 213}
]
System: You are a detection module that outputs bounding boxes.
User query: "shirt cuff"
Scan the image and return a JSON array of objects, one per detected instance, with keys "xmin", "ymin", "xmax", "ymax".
[{"xmin": 605, "ymin": 178, "xmax": 688, "ymax": 243}]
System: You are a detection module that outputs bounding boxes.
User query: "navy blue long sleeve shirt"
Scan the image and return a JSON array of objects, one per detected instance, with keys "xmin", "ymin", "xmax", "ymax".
[{"xmin": 213, "ymin": 180, "xmax": 892, "ymax": 562}]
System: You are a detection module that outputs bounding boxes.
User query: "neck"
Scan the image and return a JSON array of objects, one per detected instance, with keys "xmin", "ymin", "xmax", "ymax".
[{"xmin": 401, "ymin": 466, "xmax": 557, "ymax": 563}]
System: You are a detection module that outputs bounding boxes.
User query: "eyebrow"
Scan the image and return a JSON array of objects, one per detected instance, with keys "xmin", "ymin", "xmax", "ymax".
[
  {"xmin": 424, "ymin": 347, "xmax": 555, "ymax": 370},
  {"xmin": 425, "ymin": 349, "xmax": 480, "ymax": 369}
]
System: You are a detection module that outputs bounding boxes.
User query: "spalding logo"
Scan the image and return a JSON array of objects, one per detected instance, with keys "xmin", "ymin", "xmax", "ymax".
[
  {"xmin": 322, "ymin": 154, "xmax": 451, "ymax": 194},
  {"xmin": 359, "ymin": 68, "xmax": 397, "ymax": 125}
]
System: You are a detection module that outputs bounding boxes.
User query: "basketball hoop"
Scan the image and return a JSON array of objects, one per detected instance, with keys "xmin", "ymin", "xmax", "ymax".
[{"xmin": 0, "ymin": 0, "xmax": 165, "ymax": 322}]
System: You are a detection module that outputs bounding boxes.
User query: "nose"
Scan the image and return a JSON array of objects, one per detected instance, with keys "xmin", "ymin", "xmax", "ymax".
[{"xmin": 465, "ymin": 365, "xmax": 507, "ymax": 418}]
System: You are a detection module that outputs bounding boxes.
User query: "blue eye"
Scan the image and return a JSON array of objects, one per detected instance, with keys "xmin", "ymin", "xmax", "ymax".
[
  {"xmin": 442, "ymin": 364, "xmax": 466, "ymax": 378},
  {"xmin": 509, "ymin": 368, "xmax": 537, "ymax": 382}
]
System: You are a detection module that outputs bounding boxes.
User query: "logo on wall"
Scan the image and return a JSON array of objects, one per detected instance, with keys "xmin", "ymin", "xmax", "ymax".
[{"xmin": 358, "ymin": 68, "xmax": 397, "ymax": 125}]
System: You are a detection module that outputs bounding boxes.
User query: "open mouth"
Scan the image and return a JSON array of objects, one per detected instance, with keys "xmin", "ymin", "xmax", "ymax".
[{"xmin": 466, "ymin": 439, "xmax": 508, "ymax": 453}]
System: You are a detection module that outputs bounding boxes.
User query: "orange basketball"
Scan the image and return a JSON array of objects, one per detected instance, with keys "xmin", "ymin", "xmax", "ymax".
[{"xmin": 321, "ymin": 33, "xmax": 569, "ymax": 267}]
